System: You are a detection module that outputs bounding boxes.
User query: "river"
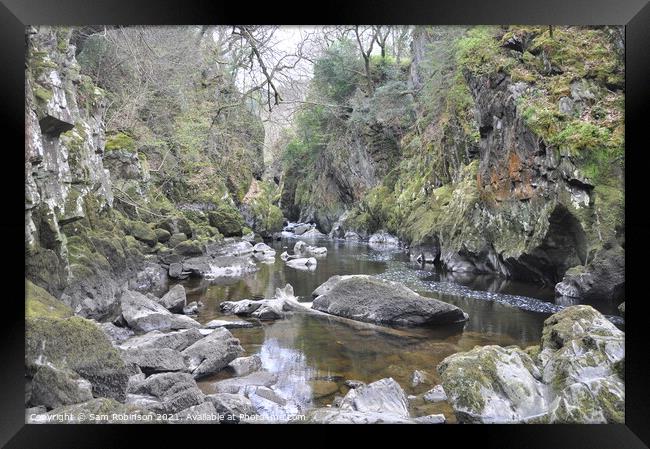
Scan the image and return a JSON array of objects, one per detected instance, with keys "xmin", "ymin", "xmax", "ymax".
[{"xmin": 179, "ymin": 236, "xmax": 620, "ymax": 421}]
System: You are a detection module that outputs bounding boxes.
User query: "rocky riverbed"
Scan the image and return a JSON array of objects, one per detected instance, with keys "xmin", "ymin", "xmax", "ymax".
[{"xmin": 25, "ymin": 231, "xmax": 625, "ymax": 424}]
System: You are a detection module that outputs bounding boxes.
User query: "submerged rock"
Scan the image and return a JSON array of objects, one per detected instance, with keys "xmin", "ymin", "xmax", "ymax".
[
  {"xmin": 311, "ymin": 275, "xmax": 468, "ymax": 326},
  {"xmin": 438, "ymin": 305, "xmax": 624, "ymax": 424}
]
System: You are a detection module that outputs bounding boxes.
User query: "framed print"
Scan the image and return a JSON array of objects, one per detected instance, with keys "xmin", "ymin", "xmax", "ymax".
[{"xmin": 3, "ymin": 0, "xmax": 649, "ymax": 446}]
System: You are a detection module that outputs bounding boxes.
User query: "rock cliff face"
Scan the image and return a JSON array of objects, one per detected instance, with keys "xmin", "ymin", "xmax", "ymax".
[
  {"xmin": 25, "ymin": 26, "xmax": 115, "ymax": 296},
  {"xmin": 281, "ymin": 26, "xmax": 624, "ymax": 299},
  {"xmin": 24, "ymin": 26, "xmax": 269, "ymax": 319}
]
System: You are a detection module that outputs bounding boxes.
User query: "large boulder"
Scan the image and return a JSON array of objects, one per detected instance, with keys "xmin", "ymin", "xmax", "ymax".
[
  {"xmin": 181, "ymin": 327, "xmax": 245, "ymax": 379},
  {"xmin": 311, "ymin": 275, "xmax": 468, "ymax": 326},
  {"xmin": 208, "ymin": 206, "xmax": 245, "ymax": 237},
  {"xmin": 30, "ymin": 363, "xmax": 94, "ymax": 409},
  {"xmin": 127, "ymin": 372, "xmax": 205, "ymax": 414},
  {"xmin": 437, "ymin": 345, "xmax": 548, "ymax": 423},
  {"xmin": 554, "ymin": 242, "xmax": 624, "ymax": 302},
  {"xmin": 120, "ymin": 290, "xmax": 173, "ymax": 332},
  {"xmin": 438, "ymin": 305, "xmax": 624, "ymax": 424},
  {"xmin": 155, "ymin": 285, "xmax": 186, "ymax": 313},
  {"xmin": 157, "ymin": 216, "xmax": 192, "ymax": 239},
  {"xmin": 25, "ymin": 279, "xmax": 73, "ymax": 320},
  {"xmin": 292, "ymin": 223, "xmax": 311, "ymax": 235},
  {"xmin": 26, "ymin": 316, "xmax": 130, "ymax": 401}
]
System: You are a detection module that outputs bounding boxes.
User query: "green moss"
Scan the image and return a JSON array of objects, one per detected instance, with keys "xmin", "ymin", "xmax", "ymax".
[
  {"xmin": 208, "ymin": 204, "xmax": 245, "ymax": 237},
  {"xmin": 456, "ymin": 26, "xmax": 514, "ymax": 75},
  {"xmin": 126, "ymin": 221, "xmax": 157, "ymax": 247},
  {"xmin": 105, "ymin": 132, "xmax": 136, "ymax": 152},
  {"xmin": 25, "ymin": 279, "xmax": 73, "ymax": 319},
  {"xmin": 26, "ymin": 316, "xmax": 129, "ymax": 400},
  {"xmin": 34, "ymin": 85, "xmax": 53, "ymax": 102}
]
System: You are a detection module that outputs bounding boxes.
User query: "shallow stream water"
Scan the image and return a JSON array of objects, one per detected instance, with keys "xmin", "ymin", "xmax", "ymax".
[{"xmin": 181, "ymin": 237, "xmax": 621, "ymax": 421}]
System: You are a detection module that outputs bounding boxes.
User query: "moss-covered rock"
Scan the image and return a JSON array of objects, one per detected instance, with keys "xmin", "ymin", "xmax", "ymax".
[
  {"xmin": 127, "ymin": 221, "xmax": 157, "ymax": 247},
  {"xmin": 30, "ymin": 363, "xmax": 94, "ymax": 409},
  {"xmin": 105, "ymin": 132, "xmax": 136, "ymax": 152},
  {"xmin": 154, "ymin": 228, "xmax": 171, "ymax": 243},
  {"xmin": 438, "ymin": 305, "xmax": 624, "ymax": 424},
  {"xmin": 26, "ymin": 316, "xmax": 130, "ymax": 401},
  {"xmin": 173, "ymin": 240, "xmax": 203, "ymax": 257},
  {"xmin": 157, "ymin": 216, "xmax": 192, "ymax": 238},
  {"xmin": 25, "ymin": 279, "xmax": 73, "ymax": 319},
  {"xmin": 208, "ymin": 205, "xmax": 244, "ymax": 237}
]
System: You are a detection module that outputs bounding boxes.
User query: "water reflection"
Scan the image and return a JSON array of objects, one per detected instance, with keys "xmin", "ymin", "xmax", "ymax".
[{"xmin": 188, "ymin": 236, "xmax": 615, "ymax": 412}]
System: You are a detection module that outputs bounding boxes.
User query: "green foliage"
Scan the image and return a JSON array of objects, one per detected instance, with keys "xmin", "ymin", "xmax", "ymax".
[
  {"xmin": 455, "ymin": 26, "xmax": 513, "ymax": 75},
  {"xmin": 105, "ymin": 132, "xmax": 136, "ymax": 152},
  {"xmin": 313, "ymin": 39, "xmax": 362, "ymax": 102}
]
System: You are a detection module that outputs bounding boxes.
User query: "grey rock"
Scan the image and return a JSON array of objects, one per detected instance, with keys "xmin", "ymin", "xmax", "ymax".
[
  {"xmin": 339, "ymin": 377, "xmax": 409, "ymax": 417},
  {"xmin": 169, "ymin": 314, "xmax": 202, "ymax": 330},
  {"xmin": 119, "ymin": 329, "xmax": 204, "ymax": 352},
  {"xmin": 181, "ymin": 327, "xmax": 244, "ymax": 378},
  {"xmin": 286, "ymin": 257, "xmax": 317, "ymax": 270},
  {"xmin": 411, "ymin": 369, "xmax": 432, "ymax": 388},
  {"xmin": 122, "ymin": 348, "xmax": 187, "ymax": 374},
  {"xmin": 423, "ymin": 385, "xmax": 447, "ymax": 403},
  {"xmin": 97, "ymin": 322, "xmax": 134, "ymax": 345},
  {"xmin": 156, "ymin": 284, "xmax": 186, "ymax": 313},
  {"xmin": 368, "ymin": 231, "xmax": 400, "ymax": 246},
  {"xmin": 30, "ymin": 363, "xmax": 93, "ymax": 409},
  {"xmin": 120, "ymin": 290, "xmax": 172, "ymax": 332},
  {"xmin": 312, "ymin": 275, "xmax": 468, "ymax": 326},
  {"xmin": 204, "ymin": 319, "xmax": 257, "ymax": 329},
  {"xmin": 183, "ymin": 301, "xmax": 199, "ymax": 315},
  {"xmin": 308, "ymin": 408, "xmax": 415, "ymax": 424},
  {"xmin": 344, "ymin": 379, "xmax": 366, "ymax": 389},
  {"xmin": 168, "ymin": 263, "xmax": 184, "ymax": 279},
  {"xmin": 205, "ymin": 239, "xmax": 254, "ymax": 257},
  {"xmin": 127, "ymin": 372, "xmax": 205, "ymax": 414},
  {"xmin": 213, "ymin": 371, "xmax": 278, "ymax": 394},
  {"xmin": 205, "ymin": 393, "xmax": 256, "ymax": 416},
  {"xmin": 414, "ymin": 414, "xmax": 446, "ymax": 424},
  {"xmin": 438, "ymin": 305, "xmax": 624, "ymax": 424},
  {"xmin": 228, "ymin": 355, "xmax": 263, "ymax": 377},
  {"xmin": 128, "ymin": 263, "xmax": 169, "ymax": 297},
  {"xmin": 292, "ymin": 223, "xmax": 311, "ymax": 235}
]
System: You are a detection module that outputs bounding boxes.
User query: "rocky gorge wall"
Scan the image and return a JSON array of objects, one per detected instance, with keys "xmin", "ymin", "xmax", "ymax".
[
  {"xmin": 281, "ymin": 26, "xmax": 625, "ymax": 302},
  {"xmin": 24, "ymin": 26, "xmax": 272, "ymax": 320}
]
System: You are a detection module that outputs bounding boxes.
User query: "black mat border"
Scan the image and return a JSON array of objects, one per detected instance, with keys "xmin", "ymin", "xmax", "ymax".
[{"xmin": 2, "ymin": 0, "xmax": 649, "ymax": 447}]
